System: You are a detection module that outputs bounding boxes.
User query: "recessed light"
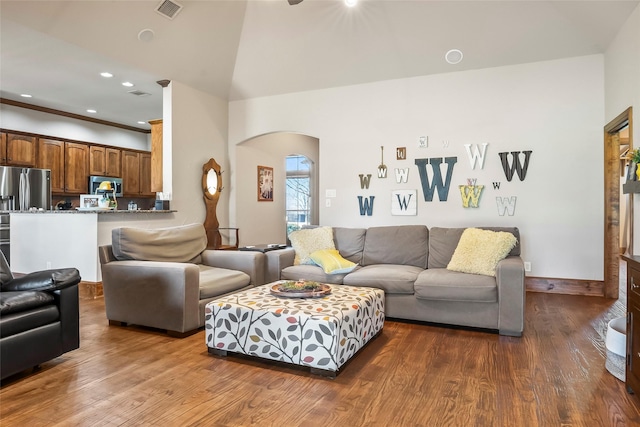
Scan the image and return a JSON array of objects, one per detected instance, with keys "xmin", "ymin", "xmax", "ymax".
[
  {"xmin": 122, "ymin": 82, "xmax": 134, "ymax": 87},
  {"xmin": 87, "ymin": 109, "xmax": 97, "ymax": 114},
  {"xmin": 445, "ymin": 49, "xmax": 464, "ymax": 65},
  {"xmin": 345, "ymin": 0, "xmax": 357, "ymax": 7},
  {"xmin": 138, "ymin": 29, "xmax": 155, "ymax": 42},
  {"xmin": 20, "ymin": 94, "xmax": 32, "ymax": 98},
  {"xmin": 100, "ymin": 72, "xmax": 113, "ymax": 78}
]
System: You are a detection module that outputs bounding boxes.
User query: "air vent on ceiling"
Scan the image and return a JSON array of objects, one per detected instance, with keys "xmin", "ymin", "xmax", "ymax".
[
  {"xmin": 128, "ymin": 90, "xmax": 151, "ymax": 97},
  {"xmin": 155, "ymin": 0, "xmax": 183, "ymax": 20}
]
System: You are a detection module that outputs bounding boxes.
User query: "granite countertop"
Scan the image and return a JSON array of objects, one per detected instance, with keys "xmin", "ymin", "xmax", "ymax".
[{"xmin": 4, "ymin": 209, "xmax": 176, "ymax": 214}]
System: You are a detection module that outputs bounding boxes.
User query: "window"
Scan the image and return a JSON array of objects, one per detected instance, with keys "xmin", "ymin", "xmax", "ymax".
[{"xmin": 286, "ymin": 155, "xmax": 313, "ymax": 235}]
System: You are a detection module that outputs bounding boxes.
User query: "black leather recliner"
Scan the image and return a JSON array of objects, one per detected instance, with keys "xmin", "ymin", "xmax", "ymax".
[{"xmin": 0, "ymin": 252, "xmax": 81, "ymax": 381}]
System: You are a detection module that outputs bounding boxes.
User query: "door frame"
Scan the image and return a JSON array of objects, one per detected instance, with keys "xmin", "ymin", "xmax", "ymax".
[{"xmin": 604, "ymin": 107, "xmax": 633, "ymax": 299}]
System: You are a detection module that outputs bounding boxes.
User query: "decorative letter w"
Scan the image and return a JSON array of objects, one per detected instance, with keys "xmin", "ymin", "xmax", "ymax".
[
  {"xmin": 499, "ymin": 151, "xmax": 532, "ymax": 182},
  {"xmin": 414, "ymin": 157, "xmax": 457, "ymax": 202}
]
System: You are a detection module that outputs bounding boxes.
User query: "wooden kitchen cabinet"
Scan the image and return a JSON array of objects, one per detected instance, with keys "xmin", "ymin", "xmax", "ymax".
[
  {"xmin": 149, "ymin": 119, "xmax": 163, "ymax": 192},
  {"xmin": 89, "ymin": 146, "xmax": 121, "ymax": 177},
  {"xmin": 122, "ymin": 150, "xmax": 154, "ymax": 197},
  {"xmin": 0, "ymin": 133, "xmax": 6, "ymax": 164},
  {"xmin": 624, "ymin": 255, "xmax": 640, "ymax": 396},
  {"xmin": 3, "ymin": 133, "xmax": 36, "ymax": 167},
  {"xmin": 37, "ymin": 138, "xmax": 66, "ymax": 194},
  {"xmin": 64, "ymin": 142, "xmax": 89, "ymax": 194}
]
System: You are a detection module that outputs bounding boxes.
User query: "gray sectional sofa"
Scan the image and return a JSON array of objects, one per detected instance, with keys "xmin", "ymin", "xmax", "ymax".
[{"xmin": 265, "ymin": 225, "xmax": 524, "ymax": 336}]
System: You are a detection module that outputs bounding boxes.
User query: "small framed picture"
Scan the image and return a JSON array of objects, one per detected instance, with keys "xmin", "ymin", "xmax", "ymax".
[
  {"xmin": 258, "ymin": 165, "xmax": 274, "ymax": 202},
  {"xmin": 80, "ymin": 194, "xmax": 100, "ymax": 209}
]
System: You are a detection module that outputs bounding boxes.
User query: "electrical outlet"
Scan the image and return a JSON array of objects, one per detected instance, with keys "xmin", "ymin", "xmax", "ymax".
[
  {"xmin": 46, "ymin": 261, "xmax": 52, "ymax": 269},
  {"xmin": 524, "ymin": 262, "xmax": 531, "ymax": 272},
  {"xmin": 326, "ymin": 198, "xmax": 331, "ymax": 207}
]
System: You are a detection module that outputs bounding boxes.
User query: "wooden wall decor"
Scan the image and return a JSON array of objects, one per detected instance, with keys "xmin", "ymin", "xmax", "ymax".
[
  {"xmin": 396, "ymin": 147, "xmax": 406, "ymax": 160},
  {"xmin": 357, "ymin": 196, "xmax": 375, "ymax": 216},
  {"xmin": 496, "ymin": 196, "xmax": 517, "ymax": 216},
  {"xmin": 378, "ymin": 146, "xmax": 387, "ymax": 178},
  {"xmin": 499, "ymin": 151, "xmax": 532, "ymax": 181},
  {"xmin": 391, "ymin": 190, "xmax": 417, "ymax": 215},
  {"xmin": 414, "ymin": 157, "xmax": 457, "ymax": 202},
  {"xmin": 464, "ymin": 143, "xmax": 488, "ymax": 169}
]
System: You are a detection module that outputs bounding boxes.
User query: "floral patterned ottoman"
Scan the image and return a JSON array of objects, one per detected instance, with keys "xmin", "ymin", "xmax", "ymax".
[{"xmin": 205, "ymin": 282, "xmax": 385, "ymax": 376}]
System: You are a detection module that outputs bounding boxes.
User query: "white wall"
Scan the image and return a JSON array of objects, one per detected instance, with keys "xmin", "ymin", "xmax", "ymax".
[
  {"xmin": 605, "ymin": 4, "xmax": 640, "ymax": 255},
  {"xmin": 230, "ymin": 55, "xmax": 605, "ymax": 281},
  {"xmin": 235, "ymin": 132, "xmax": 319, "ymax": 245},
  {"xmin": 0, "ymin": 103, "xmax": 149, "ymax": 150}
]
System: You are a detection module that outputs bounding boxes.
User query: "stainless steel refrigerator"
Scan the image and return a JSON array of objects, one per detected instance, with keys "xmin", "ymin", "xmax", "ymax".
[{"xmin": 0, "ymin": 166, "xmax": 51, "ymax": 264}]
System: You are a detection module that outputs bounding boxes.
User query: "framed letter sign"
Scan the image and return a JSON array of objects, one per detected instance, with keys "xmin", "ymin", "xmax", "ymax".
[{"xmin": 258, "ymin": 166, "xmax": 274, "ymax": 202}]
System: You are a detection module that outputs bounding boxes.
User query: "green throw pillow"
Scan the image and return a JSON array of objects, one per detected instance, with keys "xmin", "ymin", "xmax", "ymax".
[
  {"xmin": 447, "ymin": 228, "xmax": 517, "ymax": 277},
  {"xmin": 310, "ymin": 249, "xmax": 357, "ymax": 274}
]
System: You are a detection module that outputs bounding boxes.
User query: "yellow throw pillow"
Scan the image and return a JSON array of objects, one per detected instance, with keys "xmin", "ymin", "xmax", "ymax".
[
  {"xmin": 310, "ymin": 249, "xmax": 357, "ymax": 274},
  {"xmin": 288, "ymin": 226, "xmax": 335, "ymax": 265},
  {"xmin": 447, "ymin": 228, "xmax": 517, "ymax": 277}
]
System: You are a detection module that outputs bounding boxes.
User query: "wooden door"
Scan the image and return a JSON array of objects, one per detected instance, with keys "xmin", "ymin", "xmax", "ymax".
[
  {"xmin": 65, "ymin": 142, "xmax": 89, "ymax": 194},
  {"xmin": 139, "ymin": 152, "xmax": 153, "ymax": 196},
  {"xmin": 0, "ymin": 133, "xmax": 6, "ymax": 165},
  {"xmin": 37, "ymin": 138, "xmax": 65, "ymax": 194},
  {"xmin": 106, "ymin": 148, "xmax": 121, "ymax": 177},
  {"xmin": 6, "ymin": 134, "xmax": 36, "ymax": 167},
  {"xmin": 122, "ymin": 150, "xmax": 140, "ymax": 196},
  {"xmin": 89, "ymin": 146, "xmax": 106, "ymax": 176}
]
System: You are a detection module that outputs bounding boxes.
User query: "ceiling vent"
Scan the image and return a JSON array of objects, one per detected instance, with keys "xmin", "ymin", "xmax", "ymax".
[
  {"xmin": 128, "ymin": 90, "xmax": 151, "ymax": 97},
  {"xmin": 155, "ymin": 0, "xmax": 183, "ymax": 20}
]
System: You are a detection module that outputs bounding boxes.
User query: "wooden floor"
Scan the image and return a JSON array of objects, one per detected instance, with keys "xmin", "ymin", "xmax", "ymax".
[{"xmin": 2, "ymin": 275, "xmax": 640, "ymax": 426}]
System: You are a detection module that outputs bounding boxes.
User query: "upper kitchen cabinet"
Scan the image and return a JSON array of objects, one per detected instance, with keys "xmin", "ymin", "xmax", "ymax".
[
  {"xmin": 122, "ymin": 150, "xmax": 154, "ymax": 197},
  {"xmin": 37, "ymin": 138, "xmax": 65, "ymax": 194},
  {"xmin": 89, "ymin": 146, "xmax": 121, "ymax": 177},
  {"xmin": 64, "ymin": 142, "xmax": 89, "ymax": 194},
  {"xmin": 2, "ymin": 133, "xmax": 37, "ymax": 167},
  {"xmin": 0, "ymin": 133, "xmax": 6, "ymax": 164}
]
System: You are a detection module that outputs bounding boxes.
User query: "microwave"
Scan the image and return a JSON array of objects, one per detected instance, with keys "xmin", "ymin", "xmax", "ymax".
[{"xmin": 89, "ymin": 176, "xmax": 123, "ymax": 197}]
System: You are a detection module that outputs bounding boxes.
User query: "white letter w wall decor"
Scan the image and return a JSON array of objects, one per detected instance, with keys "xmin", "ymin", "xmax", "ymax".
[
  {"xmin": 464, "ymin": 143, "xmax": 488, "ymax": 169},
  {"xmin": 499, "ymin": 151, "xmax": 532, "ymax": 182},
  {"xmin": 496, "ymin": 196, "xmax": 517, "ymax": 216},
  {"xmin": 395, "ymin": 168, "xmax": 409, "ymax": 183},
  {"xmin": 415, "ymin": 157, "xmax": 457, "ymax": 202}
]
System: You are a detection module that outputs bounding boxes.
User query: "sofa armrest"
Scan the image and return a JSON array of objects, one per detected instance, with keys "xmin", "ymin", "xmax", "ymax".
[
  {"xmin": 100, "ymin": 260, "xmax": 201, "ymax": 333},
  {"xmin": 496, "ymin": 256, "xmax": 525, "ymax": 336},
  {"xmin": 264, "ymin": 248, "xmax": 296, "ymax": 283},
  {"xmin": 1, "ymin": 268, "xmax": 81, "ymax": 292},
  {"xmin": 200, "ymin": 250, "xmax": 265, "ymax": 286},
  {"xmin": 54, "ymin": 285, "xmax": 80, "ymax": 352}
]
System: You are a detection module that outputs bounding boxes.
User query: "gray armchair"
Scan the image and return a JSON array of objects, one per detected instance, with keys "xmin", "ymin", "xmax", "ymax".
[{"xmin": 99, "ymin": 224, "xmax": 265, "ymax": 337}]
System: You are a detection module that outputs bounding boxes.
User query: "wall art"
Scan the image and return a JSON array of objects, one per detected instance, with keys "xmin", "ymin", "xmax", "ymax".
[
  {"xmin": 418, "ymin": 136, "xmax": 428, "ymax": 148},
  {"xmin": 496, "ymin": 196, "xmax": 517, "ymax": 216},
  {"xmin": 257, "ymin": 165, "xmax": 273, "ymax": 202},
  {"xmin": 414, "ymin": 157, "xmax": 457, "ymax": 202},
  {"xmin": 395, "ymin": 168, "xmax": 409, "ymax": 184},
  {"xmin": 359, "ymin": 174, "xmax": 372, "ymax": 189},
  {"xmin": 499, "ymin": 151, "xmax": 532, "ymax": 182},
  {"xmin": 396, "ymin": 147, "xmax": 407, "ymax": 160},
  {"xmin": 391, "ymin": 190, "xmax": 417, "ymax": 215},
  {"xmin": 378, "ymin": 146, "xmax": 388, "ymax": 178},
  {"xmin": 357, "ymin": 196, "xmax": 375, "ymax": 216},
  {"xmin": 459, "ymin": 184, "xmax": 484, "ymax": 208},
  {"xmin": 464, "ymin": 143, "xmax": 489, "ymax": 169}
]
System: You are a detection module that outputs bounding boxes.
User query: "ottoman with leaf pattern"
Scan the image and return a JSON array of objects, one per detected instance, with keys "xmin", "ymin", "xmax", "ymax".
[{"xmin": 205, "ymin": 282, "xmax": 385, "ymax": 376}]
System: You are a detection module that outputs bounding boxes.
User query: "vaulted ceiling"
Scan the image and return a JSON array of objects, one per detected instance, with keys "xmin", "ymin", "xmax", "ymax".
[{"xmin": 1, "ymin": 0, "xmax": 638, "ymax": 131}]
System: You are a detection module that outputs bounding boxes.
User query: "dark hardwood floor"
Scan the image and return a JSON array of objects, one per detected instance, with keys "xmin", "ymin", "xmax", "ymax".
[{"xmin": 2, "ymin": 270, "xmax": 639, "ymax": 426}]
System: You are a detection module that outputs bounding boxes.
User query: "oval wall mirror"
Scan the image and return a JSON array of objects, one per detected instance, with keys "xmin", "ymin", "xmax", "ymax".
[{"xmin": 206, "ymin": 168, "xmax": 218, "ymax": 195}]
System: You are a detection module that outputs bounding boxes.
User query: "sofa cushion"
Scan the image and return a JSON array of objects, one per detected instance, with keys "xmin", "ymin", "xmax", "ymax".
[
  {"xmin": 414, "ymin": 268, "xmax": 497, "ymax": 302},
  {"xmin": 333, "ymin": 227, "xmax": 367, "ymax": 264},
  {"xmin": 361, "ymin": 225, "xmax": 428, "ymax": 268},
  {"xmin": 289, "ymin": 226, "xmax": 335, "ymax": 265},
  {"xmin": 428, "ymin": 227, "xmax": 520, "ymax": 268},
  {"xmin": 198, "ymin": 265, "xmax": 251, "ymax": 299},
  {"xmin": 112, "ymin": 223, "xmax": 206, "ymax": 263},
  {"xmin": 447, "ymin": 228, "xmax": 517, "ymax": 276},
  {"xmin": 310, "ymin": 249, "xmax": 358, "ymax": 274},
  {"xmin": 281, "ymin": 264, "xmax": 349, "ymax": 285},
  {"xmin": 0, "ymin": 303, "xmax": 60, "ymax": 338},
  {"xmin": 342, "ymin": 264, "xmax": 423, "ymax": 294}
]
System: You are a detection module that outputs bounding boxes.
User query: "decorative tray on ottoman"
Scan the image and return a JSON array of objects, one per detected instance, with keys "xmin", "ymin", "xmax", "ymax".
[{"xmin": 270, "ymin": 280, "xmax": 331, "ymax": 298}]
